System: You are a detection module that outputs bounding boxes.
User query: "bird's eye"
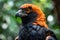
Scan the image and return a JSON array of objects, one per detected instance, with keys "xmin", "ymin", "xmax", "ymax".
[{"xmin": 26, "ymin": 9, "xmax": 30, "ymax": 13}]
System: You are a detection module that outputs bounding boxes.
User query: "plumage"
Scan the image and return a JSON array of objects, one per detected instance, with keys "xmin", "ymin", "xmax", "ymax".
[{"xmin": 15, "ymin": 4, "xmax": 57, "ymax": 40}]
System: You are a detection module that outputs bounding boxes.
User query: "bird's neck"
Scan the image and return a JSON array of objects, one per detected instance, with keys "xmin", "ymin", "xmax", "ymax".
[{"xmin": 21, "ymin": 17, "xmax": 36, "ymax": 26}]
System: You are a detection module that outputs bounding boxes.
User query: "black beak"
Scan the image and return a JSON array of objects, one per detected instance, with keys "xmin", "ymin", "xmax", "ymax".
[
  {"xmin": 15, "ymin": 13, "xmax": 20, "ymax": 18},
  {"xmin": 15, "ymin": 12, "xmax": 28, "ymax": 18},
  {"xmin": 15, "ymin": 9, "xmax": 23, "ymax": 18}
]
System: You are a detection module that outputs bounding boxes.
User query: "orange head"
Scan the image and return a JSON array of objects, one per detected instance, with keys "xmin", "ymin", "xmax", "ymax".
[{"xmin": 16, "ymin": 4, "xmax": 48, "ymax": 29}]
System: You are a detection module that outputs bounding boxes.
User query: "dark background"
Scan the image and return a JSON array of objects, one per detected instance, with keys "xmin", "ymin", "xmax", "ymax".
[{"xmin": 0, "ymin": 0, "xmax": 60, "ymax": 40}]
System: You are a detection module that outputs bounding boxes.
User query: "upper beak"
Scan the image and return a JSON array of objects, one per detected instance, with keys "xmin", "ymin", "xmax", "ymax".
[
  {"xmin": 15, "ymin": 10, "xmax": 22, "ymax": 18},
  {"xmin": 15, "ymin": 10, "xmax": 27, "ymax": 18}
]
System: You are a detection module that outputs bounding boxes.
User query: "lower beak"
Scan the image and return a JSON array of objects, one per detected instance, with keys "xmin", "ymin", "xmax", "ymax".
[{"xmin": 15, "ymin": 13, "xmax": 20, "ymax": 18}]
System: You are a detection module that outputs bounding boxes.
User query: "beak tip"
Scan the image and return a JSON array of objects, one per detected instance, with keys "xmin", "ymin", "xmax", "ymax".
[
  {"xmin": 15, "ymin": 13, "xmax": 19, "ymax": 18},
  {"xmin": 15, "ymin": 15, "xmax": 17, "ymax": 18}
]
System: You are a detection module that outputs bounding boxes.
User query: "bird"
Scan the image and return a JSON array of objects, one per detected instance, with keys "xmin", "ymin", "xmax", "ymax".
[{"xmin": 15, "ymin": 4, "xmax": 57, "ymax": 40}]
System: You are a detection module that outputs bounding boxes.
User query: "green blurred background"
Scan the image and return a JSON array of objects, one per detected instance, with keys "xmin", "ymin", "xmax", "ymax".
[{"xmin": 0, "ymin": 0, "xmax": 60, "ymax": 40}]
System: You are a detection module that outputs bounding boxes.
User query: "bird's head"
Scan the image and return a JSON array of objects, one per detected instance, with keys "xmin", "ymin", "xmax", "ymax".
[{"xmin": 15, "ymin": 4, "xmax": 48, "ymax": 28}]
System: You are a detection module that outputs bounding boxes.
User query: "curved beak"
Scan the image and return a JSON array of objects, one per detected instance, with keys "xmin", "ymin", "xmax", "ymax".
[
  {"xmin": 15, "ymin": 13, "xmax": 20, "ymax": 18},
  {"xmin": 15, "ymin": 10, "xmax": 27, "ymax": 18}
]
